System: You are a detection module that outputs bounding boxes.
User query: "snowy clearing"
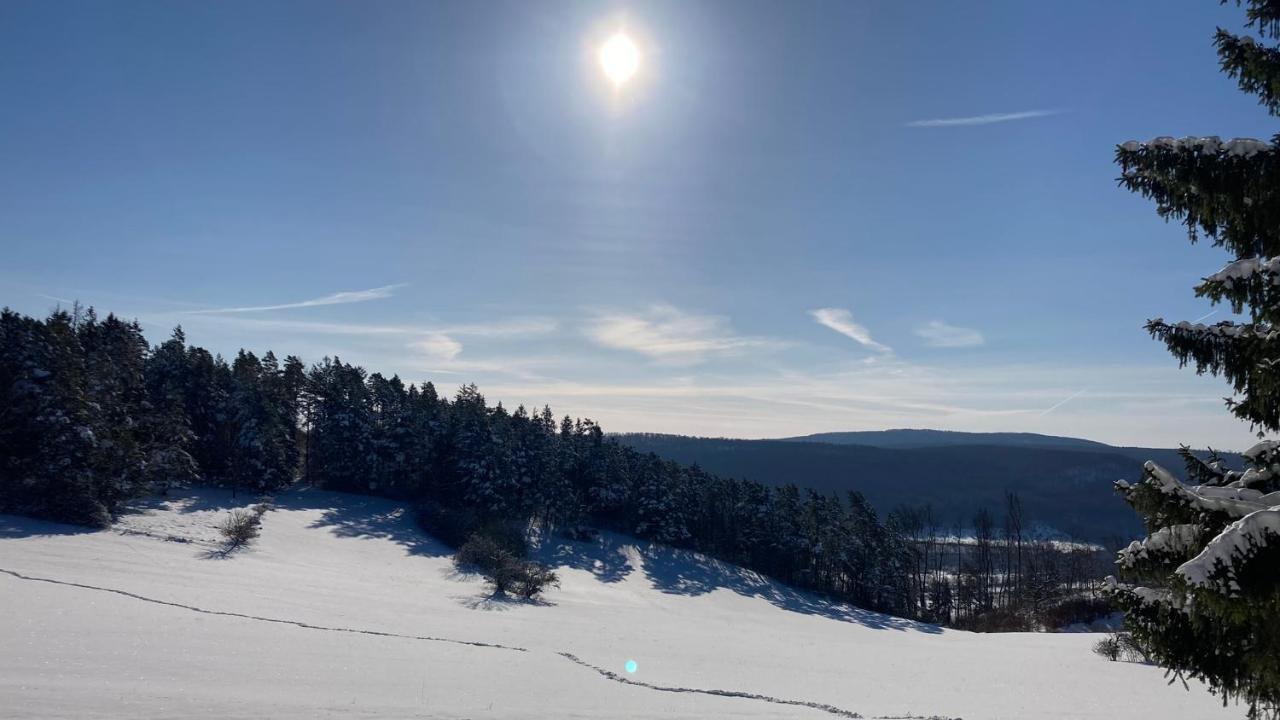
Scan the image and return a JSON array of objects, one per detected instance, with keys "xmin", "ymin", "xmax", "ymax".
[{"xmin": 0, "ymin": 487, "xmax": 1244, "ymax": 719}]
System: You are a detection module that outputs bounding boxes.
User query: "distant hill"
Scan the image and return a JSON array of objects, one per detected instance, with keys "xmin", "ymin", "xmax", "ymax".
[
  {"xmin": 786, "ymin": 429, "xmax": 1113, "ymax": 451},
  {"xmin": 616, "ymin": 432, "xmax": 1239, "ymax": 542}
]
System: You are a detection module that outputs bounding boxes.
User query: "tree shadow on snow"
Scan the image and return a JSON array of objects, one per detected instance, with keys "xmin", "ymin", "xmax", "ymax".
[
  {"xmin": 533, "ymin": 534, "xmax": 635, "ymax": 584},
  {"xmin": 276, "ymin": 488, "xmax": 452, "ymax": 558},
  {"xmin": 548, "ymin": 531, "xmax": 942, "ymax": 634},
  {"xmin": 118, "ymin": 486, "xmax": 258, "ymax": 517},
  {"xmin": 0, "ymin": 515, "xmax": 99, "ymax": 539},
  {"xmin": 456, "ymin": 592, "xmax": 557, "ymax": 612}
]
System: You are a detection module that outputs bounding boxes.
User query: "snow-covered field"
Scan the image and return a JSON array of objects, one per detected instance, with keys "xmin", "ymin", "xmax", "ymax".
[{"xmin": 0, "ymin": 488, "xmax": 1243, "ymax": 719}]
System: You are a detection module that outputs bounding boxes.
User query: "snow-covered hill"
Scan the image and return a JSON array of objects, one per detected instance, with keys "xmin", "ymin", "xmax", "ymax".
[{"xmin": 0, "ymin": 488, "xmax": 1242, "ymax": 719}]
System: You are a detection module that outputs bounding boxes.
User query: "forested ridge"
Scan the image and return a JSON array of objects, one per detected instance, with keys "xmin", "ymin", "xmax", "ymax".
[
  {"xmin": 614, "ymin": 433, "xmax": 1222, "ymax": 541},
  {"xmin": 1, "ymin": 305, "xmax": 1106, "ymax": 627}
]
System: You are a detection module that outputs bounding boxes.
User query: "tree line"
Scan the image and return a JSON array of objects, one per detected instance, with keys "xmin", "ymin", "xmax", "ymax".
[{"xmin": 0, "ymin": 304, "xmax": 1105, "ymax": 626}]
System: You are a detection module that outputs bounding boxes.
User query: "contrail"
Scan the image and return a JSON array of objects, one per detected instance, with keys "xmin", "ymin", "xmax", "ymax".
[
  {"xmin": 1192, "ymin": 310, "xmax": 1217, "ymax": 323},
  {"xmin": 1040, "ymin": 388, "xmax": 1088, "ymax": 416},
  {"xmin": 906, "ymin": 109, "xmax": 1061, "ymax": 128}
]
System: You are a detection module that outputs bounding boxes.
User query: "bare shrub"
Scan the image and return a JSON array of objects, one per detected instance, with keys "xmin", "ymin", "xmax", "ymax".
[
  {"xmin": 1094, "ymin": 632, "xmax": 1147, "ymax": 663},
  {"xmin": 219, "ymin": 508, "xmax": 261, "ymax": 547},
  {"xmin": 1093, "ymin": 635, "xmax": 1121, "ymax": 661},
  {"xmin": 512, "ymin": 563, "xmax": 559, "ymax": 599}
]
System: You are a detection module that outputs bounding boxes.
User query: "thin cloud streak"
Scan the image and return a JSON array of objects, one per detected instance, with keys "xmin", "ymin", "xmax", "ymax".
[
  {"xmin": 916, "ymin": 320, "xmax": 984, "ymax": 348},
  {"xmin": 810, "ymin": 308, "xmax": 892, "ymax": 354},
  {"xmin": 586, "ymin": 305, "xmax": 783, "ymax": 363},
  {"xmin": 906, "ymin": 109, "xmax": 1061, "ymax": 128},
  {"xmin": 183, "ymin": 283, "xmax": 407, "ymax": 314},
  {"xmin": 172, "ymin": 314, "xmax": 557, "ymax": 339}
]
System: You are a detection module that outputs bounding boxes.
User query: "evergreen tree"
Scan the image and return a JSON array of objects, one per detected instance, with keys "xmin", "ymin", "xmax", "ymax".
[
  {"xmin": 78, "ymin": 311, "xmax": 150, "ymax": 509},
  {"xmin": 183, "ymin": 347, "xmax": 237, "ymax": 483},
  {"xmin": 142, "ymin": 327, "xmax": 200, "ymax": 494},
  {"xmin": 305, "ymin": 357, "xmax": 374, "ymax": 493},
  {"xmin": 0, "ymin": 309, "xmax": 105, "ymax": 525},
  {"xmin": 1108, "ymin": 3, "xmax": 1280, "ymax": 716},
  {"xmin": 227, "ymin": 351, "xmax": 297, "ymax": 494}
]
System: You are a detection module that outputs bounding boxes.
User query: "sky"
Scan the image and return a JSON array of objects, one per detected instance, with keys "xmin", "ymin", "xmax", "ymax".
[{"xmin": 1, "ymin": 0, "xmax": 1275, "ymax": 449}]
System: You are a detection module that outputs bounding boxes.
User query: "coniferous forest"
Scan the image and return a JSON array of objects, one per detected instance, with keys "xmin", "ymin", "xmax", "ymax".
[{"xmin": 0, "ymin": 305, "xmax": 1106, "ymax": 628}]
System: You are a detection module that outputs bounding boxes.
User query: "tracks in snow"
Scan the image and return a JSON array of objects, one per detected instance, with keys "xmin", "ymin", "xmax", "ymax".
[
  {"xmin": 556, "ymin": 652, "xmax": 865, "ymax": 718},
  {"xmin": 0, "ymin": 568, "xmax": 526, "ymax": 652},
  {"xmin": 556, "ymin": 652, "xmax": 960, "ymax": 720},
  {"xmin": 0, "ymin": 566, "xmax": 959, "ymax": 720}
]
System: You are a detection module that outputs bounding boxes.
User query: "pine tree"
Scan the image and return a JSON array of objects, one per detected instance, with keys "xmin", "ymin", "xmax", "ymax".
[
  {"xmin": 227, "ymin": 351, "xmax": 297, "ymax": 494},
  {"xmin": 304, "ymin": 357, "xmax": 374, "ymax": 493},
  {"xmin": 1108, "ymin": 3, "xmax": 1280, "ymax": 716},
  {"xmin": 0, "ymin": 309, "xmax": 105, "ymax": 525},
  {"xmin": 78, "ymin": 311, "xmax": 150, "ymax": 509},
  {"xmin": 142, "ymin": 327, "xmax": 200, "ymax": 494}
]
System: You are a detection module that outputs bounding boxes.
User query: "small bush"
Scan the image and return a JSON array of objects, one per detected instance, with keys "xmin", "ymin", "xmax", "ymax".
[
  {"xmin": 1094, "ymin": 632, "xmax": 1147, "ymax": 663},
  {"xmin": 1116, "ymin": 632, "xmax": 1149, "ymax": 663},
  {"xmin": 1093, "ymin": 635, "xmax": 1121, "ymax": 661},
  {"xmin": 512, "ymin": 563, "xmax": 559, "ymax": 599},
  {"xmin": 219, "ymin": 508, "xmax": 261, "ymax": 547},
  {"xmin": 454, "ymin": 534, "xmax": 513, "ymax": 575},
  {"xmin": 453, "ymin": 532, "xmax": 558, "ymax": 600}
]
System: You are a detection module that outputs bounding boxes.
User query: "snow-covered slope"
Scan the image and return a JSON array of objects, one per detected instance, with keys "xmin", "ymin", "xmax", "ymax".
[{"xmin": 0, "ymin": 488, "xmax": 1243, "ymax": 719}]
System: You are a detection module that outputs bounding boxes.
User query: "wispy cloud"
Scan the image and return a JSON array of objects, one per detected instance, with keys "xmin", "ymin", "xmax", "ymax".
[
  {"xmin": 410, "ymin": 333, "xmax": 463, "ymax": 361},
  {"xmin": 906, "ymin": 109, "xmax": 1060, "ymax": 128},
  {"xmin": 586, "ymin": 305, "xmax": 780, "ymax": 364},
  {"xmin": 183, "ymin": 283, "xmax": 407, "ymax": 314},
  {"xmin": 173, "ymin": 314, "xmax": 556, "ymax": 339},
  {"xmin": 915, "ymin": 320, "xmax": 984, "ymax": 348},
  {"xmin": 810, "ymin": 308, "xmax": 892, "ymax": 354}
]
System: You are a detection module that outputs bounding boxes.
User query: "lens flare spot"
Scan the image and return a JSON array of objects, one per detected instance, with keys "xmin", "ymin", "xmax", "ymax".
[{"xmin": 624, "ymin": 659, "xmax": 638, "ymax": 674}]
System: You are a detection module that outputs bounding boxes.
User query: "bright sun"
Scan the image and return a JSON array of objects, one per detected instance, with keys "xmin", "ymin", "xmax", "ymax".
[{"xmin": 599, "ymin": 32, "xmax": 640, "ymax": 86}]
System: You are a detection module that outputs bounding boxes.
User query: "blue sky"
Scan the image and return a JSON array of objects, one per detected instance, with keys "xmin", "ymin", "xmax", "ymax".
[{"xmin": 1, "ymin": 1, "xmax": 1274, "ymax": 448}]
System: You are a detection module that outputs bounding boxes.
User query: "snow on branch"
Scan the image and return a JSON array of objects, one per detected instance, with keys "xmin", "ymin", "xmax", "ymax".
[
  {"xmin": 1144, "ymin": 461, "xmax": 1280, "ymax": 518},
  {"xmin": 1117, "ymin": 524, "xmax": 1202, "ymax": 569},
  {"xmin": 1176, "ymin": 506, "xmax": 1280, "ymax": 593},
  {"xmin": 1119, "ymin": 136, "xmax": 1272, "ymax": 158},
  {"xmin": 1203, "ymin": 256, "xmax": 1280, "ymax": 287}
]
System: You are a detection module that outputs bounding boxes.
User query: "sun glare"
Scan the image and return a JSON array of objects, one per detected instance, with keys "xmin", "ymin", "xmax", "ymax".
[{"xmin": 599, "ymin": 32, "xmax": 640, "ymax": 86}]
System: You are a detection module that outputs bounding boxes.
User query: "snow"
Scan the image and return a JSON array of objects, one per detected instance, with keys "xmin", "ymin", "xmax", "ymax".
[
  {"xmin": 1145, "ymin": 461, "xmax": 1280, "ymax": 517},
  {"xmin": 1177, "ymin": 507, "xmax": 1280, "ymax": 592},
  {"xmin": 1117, "ymin": 524, "xmax": 1200, "ymax": 568},
  {"xmin": 1242, "ymin": 439, "xmax": 1280, "ymax": 460},
  {"xmin": 0, "ymin": 487, "xmax": 1247, "ymax": 720},
  {"xmin": 1204, "ymin": 256, "xmax": 1280, "ymax": 287},
  {"xmin": 1119, "ymin": 135, "xmax": 1270, "ymax": 157}
]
